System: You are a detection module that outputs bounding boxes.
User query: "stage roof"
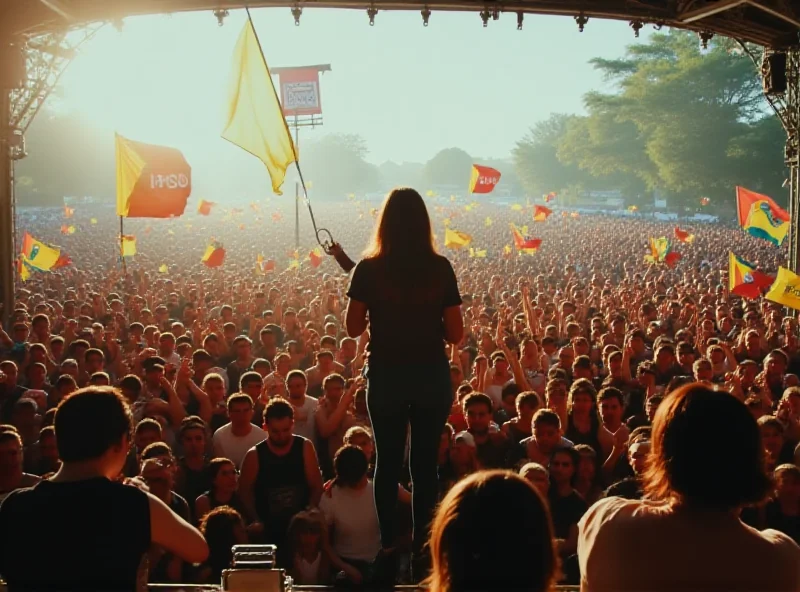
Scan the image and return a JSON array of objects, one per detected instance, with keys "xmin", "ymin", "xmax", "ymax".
[{"xmin": 1, "ymin": 0, "xmax": 799, "ymax": 47}]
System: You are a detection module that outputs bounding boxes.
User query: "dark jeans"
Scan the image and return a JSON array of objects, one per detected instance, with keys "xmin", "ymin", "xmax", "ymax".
[{"xmin": 366, "ymin": 360, "xmax": 452, "ymax": 556}]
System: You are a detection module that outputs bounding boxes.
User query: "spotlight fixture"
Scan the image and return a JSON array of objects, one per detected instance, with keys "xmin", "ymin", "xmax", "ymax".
[
  {"xmin": 480, "ymin": 9, "xmax": 491, "ymax": 27},
  {"xmin": 367, "ymin": 5, "xmax": 377, "ymax": 26},
  {"xmin": 291, "ymin": 6, "xmax": 302, "ymax": 26},
  {"xmin": 492, "ymin": 9, "xmax": 499, "ymax": 20},
  {"xmin": 699, "ymin": 30, "xmax": 714, "ymax": 49},
  {"xmin": 630, "ymin": 20, "xmax": 643, "ymax": 37},
  {"xmin": 517, "ymin": 11, "xmax": 523, "ymax": 30},
  {"xmin": 575, "ymin": 13, "xmax": 588, "ymax": 32},
  {"xmin": 421, "ymin": 7, "xmax": 431, "ymax": 26},
  {"xmin": 112, "ymin": 18, "xmax": 124, "ymax": 32},
  {"xmin": 213, "ymin": 9, "xmax": 229, "ymax": 26}
]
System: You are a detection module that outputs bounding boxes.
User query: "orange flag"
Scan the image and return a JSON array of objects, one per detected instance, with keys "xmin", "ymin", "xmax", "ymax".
[
  {"xmin": 63, "ymin": 205, "xmax": 74, "ymax": 218},
  {"xmin": 469, "ymin": 164, "xmax": 501, "ymax": 194},
  {"xmin": 197, "ymin": 200, "xmax": 215, "ymax": 216},
  {"xmin": 735, "ymin": 186, "xmax": 789, "ymax": 227},
  {"xmin": 533, "ymin": 205, "xmax": 552, "ymax": 222},
  {"xmin": 309, "ymin": 248, "xmax": 323, "ymax": 268},
  {"xmin": 116, "ymin": 133, "xmax": 192, "ymax": 218}
]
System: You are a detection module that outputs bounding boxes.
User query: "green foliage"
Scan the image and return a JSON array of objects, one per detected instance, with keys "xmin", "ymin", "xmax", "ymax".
[
  {"xmin": 421, "ymin": 147, "xmax": 473, "ymax": 188},
  {"xmin": 515, "ymin": 30, "xmax": 788, "ymax": 210},
  {"xmin": 299, "ymin": 133, "xmax": 381, "ymax": 198}
]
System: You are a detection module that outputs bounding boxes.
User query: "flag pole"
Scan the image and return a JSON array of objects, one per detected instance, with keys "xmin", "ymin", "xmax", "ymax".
[
  {"xmin": 120, "ymin": 216, "xmax": 126, "ymax": 276},
  {"xmin": 294, "ymin": 112, "xmax": 300, "ymax": 253},
  {"xmin": 245, "ymin": 7, "xmax": 334, "ymax": 253}
]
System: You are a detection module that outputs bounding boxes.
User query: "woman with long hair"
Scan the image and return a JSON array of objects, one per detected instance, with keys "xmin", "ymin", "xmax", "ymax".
[
  {"xmin": 579, "ymin": 383, "xmax": 800, "ymax": 591},
  {"xmin": 336, "ymin": 187, "xmax": 463, "ymax": 581},
  {"xmin": 426, "ymin": 470, "xmax": 557, "ymax": 592}
]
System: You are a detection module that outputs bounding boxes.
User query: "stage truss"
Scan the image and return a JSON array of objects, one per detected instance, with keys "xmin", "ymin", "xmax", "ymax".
[{"xmin": 0, "ymin": 2, "xmax": 799, "ymax": 324}]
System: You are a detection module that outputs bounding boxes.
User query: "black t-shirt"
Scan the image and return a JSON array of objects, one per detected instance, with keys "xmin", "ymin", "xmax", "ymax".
[
  {"xmin": 347, "ymin": 255, "xmax": 462, "ymax": 363},
  {"xmin": 548, "ymin": 489, "xmax": 588, "ymax": 540},
  {"xmin": 0, "ymin": 477, "xmax": 151, "ymax": 591}
]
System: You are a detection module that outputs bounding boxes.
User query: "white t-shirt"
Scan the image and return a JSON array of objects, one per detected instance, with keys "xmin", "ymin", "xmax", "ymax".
[
  {"xmin": 319, "ymin": 481, "xmax": 381, "ymax": 562},
  {"xmin": 290, "ymin": 396, "xmax": 318, "ymax": 442},
  {"xmin": 578, "ymin": 496, "xmax": 800, "ymax": 592},
  {"xmin": 212, "ymin": 423, "xmax": 266, "ymax": 468}
]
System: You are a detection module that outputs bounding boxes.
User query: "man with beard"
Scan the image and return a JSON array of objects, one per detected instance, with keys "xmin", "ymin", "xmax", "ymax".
[{"xmin": 238, "ymin": 398, "xmax": 323, "ymax": 567}]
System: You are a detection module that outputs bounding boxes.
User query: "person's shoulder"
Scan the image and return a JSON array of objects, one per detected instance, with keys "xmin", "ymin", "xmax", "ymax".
[
  {"xmin": 434, "ymin": 254, "xmax": 456, "ymax": 270},
  {"xmin": 579, "ymin": 495, "xmax": 647, "ymax": 531},
  {"xmin": 753, "ymin": 526, "xmax": 800, "ymax": 558},
  {"xmin": 213, "ymin": 423, "xmax": 231, "ymax": 437}
]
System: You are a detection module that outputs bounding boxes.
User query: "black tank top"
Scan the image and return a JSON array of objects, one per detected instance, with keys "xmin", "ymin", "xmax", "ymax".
[
  {"xmin": 254, "ymin": 436, "xmax": 310, "ymax": 529},
  {"xmin": 565, "ymin": 415, "xmax": 603, "ymax": 455},
  {"xmin": 206, "ymin": 489, "xmax": 247, "ymax": 518},
  {"xmin": 0, "ymin": 477, "xmax": 150, "ymax": 591}
]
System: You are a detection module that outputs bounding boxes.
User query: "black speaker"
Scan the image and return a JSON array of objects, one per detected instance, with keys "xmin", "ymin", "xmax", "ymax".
[
  {"xmin": 0, "ymin": 42, "xmax": 26, "ymax": 90},
  {"xmin": 762, "ymin": 52, "xmax": 787, "ymax": 95}
]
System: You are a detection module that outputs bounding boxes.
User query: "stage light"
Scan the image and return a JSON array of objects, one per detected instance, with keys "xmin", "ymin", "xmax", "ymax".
[
  {"xmin": 213, "ymin": 9, "xmax": 229, "ymax": 27},
  {"xmin": 699, "ymin": 30, "xmax": 714, "ymax": 49},
  {"xmin": 480, "ymin": 9, "xmax": 491, "ymax": 27},
  {"xmin": 517, "ymin": 12, "xmax": 523, "ymax": 30},
  {"xmin": 575, "ymin": 13, "xmax": 588, "ymax": 32},
  {"xmin": 112, "ymin": 18, "xmax": 124, "ymax": 32},
  {"xmin": 367, "ymin": 6, "xmax": 377, "ymax": 26},
  {"xmin": 292, "ymin": 6, "xmax": 302, "ymax": 26},
  {"xmin": 421, "ymin": 7, "xmax": 431, "ymax": 26},
  {"xmin": 630, "ymin": 20, "xmax": 643, "ymax": 37}
]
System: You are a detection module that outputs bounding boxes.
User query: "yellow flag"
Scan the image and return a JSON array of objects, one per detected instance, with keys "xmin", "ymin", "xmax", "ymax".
[
  {"xmin": 222, "ymin": 18, "xmax": 296, "ymax": 195},
  {"xmin": 21, "ymin": 233, "xmax": 60, "ymax": 271},
  {"xmin": 511, "ymin": 204, "xmax": 523, "ymax": 211},
  {"xmin": 121, "ymin": 235, "xmax": 137, "ymax": 257},
  {"xmin": 469, "ymin": 247, "xmax": 487, "ymax": 258},
  {"xmin": 766, "ymin": 267, "xmax": 800, "ymax": 310},
  {"xmin": 503, "ymin": 245, "xmax": 512, "ymax": 255},
  {"xmin": 443, "ymin": 218, "xmax": 452, "ymax": 227},
  {"xmin": 159, "ymin": 264, "xmax": 168, "ymax": 273},
  {"xmin": 485, "ymin": 217, "xmax": 493, "ymax": 227},
  {"xmin": 90, "ymin": 218, "xmax": 98, "ymax": 225},
  {"xmin": 444, "ymin": 227, "xmax": 472, "ymax": 249},
  {"xmin": 115, "ymin": 133, "xmax": 146, "ymax": 217}
]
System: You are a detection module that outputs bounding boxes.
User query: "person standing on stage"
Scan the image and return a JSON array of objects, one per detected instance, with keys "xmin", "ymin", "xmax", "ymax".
[{"xmin": 338, "ymin": 187, "xmax": 464, "ymax": 581}]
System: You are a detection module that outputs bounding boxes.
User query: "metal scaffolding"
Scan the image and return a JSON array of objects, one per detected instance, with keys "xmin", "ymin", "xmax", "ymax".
[{"xmin": 0, "ymin": 26, "xmax": 101, "ymax": 326}]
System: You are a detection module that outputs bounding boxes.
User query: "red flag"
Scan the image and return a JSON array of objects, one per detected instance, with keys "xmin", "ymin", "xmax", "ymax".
[
  {"xmin": 469, "ymin": 165, "xmax": 501, "ymax": 194},
  {"xmin": 309, "ymin": 249, "xmax": 323, "ymax": 268},
  {"xmin": 533, "ymin": 206, "xmax": 552, "ymax": 221},
  {"xmin": 674, "ymin": 227, "xmax": 695, "ymax": 243},
  {"xmin": 52, "ymin": 253, "xmax": 72, "ymax": 269},
  {"xmin": 664, "ymin": 252, "xmax": 682, "ymax": 268},
  {"xmin": 202, "ymin": 243, "xmax": 225, "ymax": 268}
]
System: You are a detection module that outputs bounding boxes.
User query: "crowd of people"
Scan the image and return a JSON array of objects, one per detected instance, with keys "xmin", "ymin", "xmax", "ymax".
[{"xmin": 0, "ymin": 192, "xmax": 797, "ymax": 589}]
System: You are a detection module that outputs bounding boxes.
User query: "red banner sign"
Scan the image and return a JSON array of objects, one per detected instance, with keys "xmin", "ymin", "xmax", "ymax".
[{"xmin": 276, "ymin": 67, "xmax": 322, "ymax": 117}]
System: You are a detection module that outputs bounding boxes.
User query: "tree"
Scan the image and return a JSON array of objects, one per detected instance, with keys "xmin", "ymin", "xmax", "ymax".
[
  {"xmin": 512, "ymin": 114, "xmax": 597, "ymax": 201},
  {"xmin": 297, "ymin": 134, "xmax": 380, "ymax": 198},
  {"xmin": 421, "ymin": 148, "xmax": 473, "ymax": 189}
]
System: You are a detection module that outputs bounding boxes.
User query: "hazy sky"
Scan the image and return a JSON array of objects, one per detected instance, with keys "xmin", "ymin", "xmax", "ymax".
[{"xmin": 57, "ymin": 8, "xmax": 647, "ymax": 167}]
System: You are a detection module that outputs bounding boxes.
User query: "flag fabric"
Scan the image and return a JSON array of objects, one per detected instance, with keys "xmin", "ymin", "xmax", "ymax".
[
  {"xmin": 222, "ymin": 19, "xmax": 296, "ymax": 196},
  {"xmin": 159, "ymin": 264, "xmax": 169, "ymax": 273},
  {"xmin": 511, "ymin": 204, "xmax": 523, "ymax": 211},
  {"xmin": 63, "ymin": 205, "xmax": 74, "ymax": 218},
  {"xmin": 469, "ymin": 165, "xmax": 501, "ymax": 194},
  {"xmin": 736, "ymin": 187, "xmax": 790, "ymax": 246},
  {"xmin": 510, "ymin": 223, "xmax": 541, "ymax": 255},
  {"xmin": 444, "ymin": 228, "xmax": 472, "ymax": 249},
  {"xmin": 627, "ymin": 205, "xmax": 638, "ymax": 212},
  {"xmin": 197, "ymin": 200, "xmax": 215, "ymax": 216},
  {"xmin": 52, "ymin": 253, "xmax": 72, "ymax": 269},
  {"xmin": 644, "ymin": 237, "xmax": 681, "ymax": 268},
  {"xmin": 17, "ymin": 257, "xmax": 31, "ymax": 282},
  {"xmin": 729, "ymin": 252, "xmax": 773, "ymax": 299},
  {"xmin": 60, "ymin": 225, "xmax": 76, "ymax": 235},
  {"xmin": 674, "ymin": 227, "xmax": 695, "ymax": 243},
  {"xmin": 121, "ymin": 235, "xmax": 137, "ymax": 257},
  {"xmin": 90, "ymin": 218, "xmax": 97, "ymax": 225},
  {"xmin": 309, "ymin": 248, "xmax": 323, "ymax": 268},
  {"xmin": 469, "ymin": 247, "xmax": 487, "ymax": 258},
  {"xmin": 202, "ymin": 242, "xmax": 226, "ymax": 268},
  {"xmin": 116, "ymin": 133, "xmax": 192, "ymax": 218},
  {"xmin": 533, "ymin": 206, "xmax": 552, "ymax": 221},
  {"xmin": 21, "ymin": 233, "xmax": 60, "ymax": 271},
  {"xmin": 700, "ymin": 197, "xmax": 710, "ymax": 206},
  {"xmin": 544, "ymin": 192, "xmax": 557, "ymax": 203},
  {"xmin": 484, "ymin": 217, "xmax": 493, "ymax": 227},
  {"xmin": 766, "ymin": 267, "xmax": 800, "ymax": 310}
]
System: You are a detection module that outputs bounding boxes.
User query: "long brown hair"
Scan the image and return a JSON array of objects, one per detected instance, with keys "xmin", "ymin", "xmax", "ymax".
[
  {"xmin": 363, "ymin": 187, "xmax": 437, "ymax": 262},
  {"xmin": 644, "ymin": 382, "xmax": 771, "ymax": 510},
  {"xmin": 426, "ymin": 470, "xmax": 557, "ymax": 592}
]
